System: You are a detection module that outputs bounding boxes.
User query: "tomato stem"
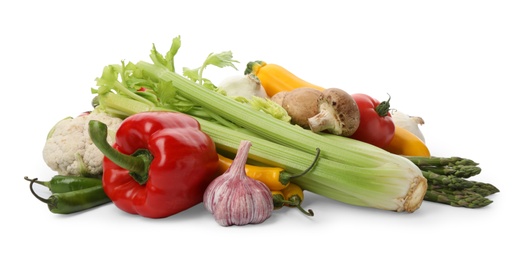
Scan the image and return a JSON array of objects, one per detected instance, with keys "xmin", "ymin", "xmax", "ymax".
[{"xmin": 375, "ymin": 93, "xmax": 391, "ymax": 117}]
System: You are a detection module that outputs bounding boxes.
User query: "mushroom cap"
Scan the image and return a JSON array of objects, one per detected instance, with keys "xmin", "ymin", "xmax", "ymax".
[
  {"xmin": 310, "ymin": 88, "xmax": 360, "ymax": 136},
  {"xmin": 270, "ymin": 91, "xmax": 288, "ymax": 106},
  {"xmin": 281, "ymin": 88, "xmax": 322, "ymax": 128}
]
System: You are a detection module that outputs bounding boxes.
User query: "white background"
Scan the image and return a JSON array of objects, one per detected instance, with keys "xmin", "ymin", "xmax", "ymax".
[{"xmin": 1, "ymin": 0, "xmax": 520, "ymax": 259}]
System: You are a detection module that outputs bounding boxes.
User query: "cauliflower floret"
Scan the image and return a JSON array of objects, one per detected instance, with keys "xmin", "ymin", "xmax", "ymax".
[{"xmin": 43, "ymin": 110, "xmax": 123, "ymax": 176}]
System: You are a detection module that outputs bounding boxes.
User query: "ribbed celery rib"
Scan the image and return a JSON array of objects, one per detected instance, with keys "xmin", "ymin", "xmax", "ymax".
[
  {"xmin": 198, "ymin": 117, "xmax": 419, "ymax": 212},
  {"xmin": 136, "ymin": 61, "xmax": 427, "ymax": 212}
]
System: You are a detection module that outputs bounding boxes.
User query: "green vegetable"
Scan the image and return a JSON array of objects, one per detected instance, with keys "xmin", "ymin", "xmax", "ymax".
[
  {"xmin": 421, "ymin": 171, "xmax": 475, "ymax": 190},
  {"xmin": 406, "ymin": 156, "xmax": 481, "ymax": 178},
  {"xmin": 26, "ymin": 177, "xmax": 111, "ymax": 214},
  {"xmin": 403, "ymin": 156, "xmax": 499, "ymax": 208},
  {"xmin": 24, "ymin": 175, "xmax": 102, "ymax": 193},
  {"xmin": 92, "ymin": 36, "xmax": 431, "ymax": 213},
  {"xmin": 424, "ymin": 185, "xmax": 493, "ymax": 208}
]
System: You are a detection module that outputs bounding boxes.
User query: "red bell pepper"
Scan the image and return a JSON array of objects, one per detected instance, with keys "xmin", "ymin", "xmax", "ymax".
[{"xmin": 88, "ymin": 111, "xmax": 219, "ymax": 218}]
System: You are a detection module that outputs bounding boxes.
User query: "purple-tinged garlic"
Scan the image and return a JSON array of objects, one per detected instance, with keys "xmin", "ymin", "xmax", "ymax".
[{"xmin": 203, "ymin": 140, "xmax": 274, "ymax": 226}]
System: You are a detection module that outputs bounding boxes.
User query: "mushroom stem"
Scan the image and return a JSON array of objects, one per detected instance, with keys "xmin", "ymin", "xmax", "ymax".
[{"xmin": 308, "ymin": 104, "xmax": 342, "ymax": 134}]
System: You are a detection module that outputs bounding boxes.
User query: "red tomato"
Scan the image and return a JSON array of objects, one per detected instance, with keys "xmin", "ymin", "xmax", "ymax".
[{"xmin": 350, "ymin": 94, "xmax": 395, "ymax": 148}]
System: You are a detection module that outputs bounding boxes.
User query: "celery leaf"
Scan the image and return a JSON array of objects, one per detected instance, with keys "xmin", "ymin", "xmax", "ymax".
[
  {"xmin": 165, "ymin": 36, "xmax": 181, "ymax": 72},
  {"xmin": 149, "ymin": 35, "xmax": 181, "ymax": 72},
  {"xmin": 183, "ymin": 51, "xmax": 239, "ymax": 85},
  {"xmin": 202, "ymin": 51, "xmax": 238, "ymax": 71}
]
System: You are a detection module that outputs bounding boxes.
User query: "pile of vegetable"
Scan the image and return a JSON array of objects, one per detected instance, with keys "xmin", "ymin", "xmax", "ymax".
[{"xmin": 26, "ymin": 36, "xmax": 499, "ymax": 226}]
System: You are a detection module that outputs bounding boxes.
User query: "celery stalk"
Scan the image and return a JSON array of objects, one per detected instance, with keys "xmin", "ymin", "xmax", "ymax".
[{"xmin": 197, "ymin": 117, "xmax": 427, "ymax": 212}]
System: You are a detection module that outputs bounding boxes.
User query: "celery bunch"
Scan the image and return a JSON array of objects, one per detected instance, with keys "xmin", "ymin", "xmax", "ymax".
[{"xmin": 92, "ymin": 36, "xmax": 428, "ymax": 212}]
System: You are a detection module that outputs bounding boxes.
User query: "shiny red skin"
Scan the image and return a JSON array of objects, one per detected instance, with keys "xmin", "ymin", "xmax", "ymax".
[
  {"xmin": 102, "ymin": 112, "xmax": 219, "ymax": 218},
  {"xmin": 349, "ymin": 94, "xmax": 395, "ymax": 149}
]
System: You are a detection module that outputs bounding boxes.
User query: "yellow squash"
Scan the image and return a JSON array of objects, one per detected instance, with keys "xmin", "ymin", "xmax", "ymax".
[
  {"xmin": 384, "ymin": 126, "xmax": 431, "ymax": 157},
  {"xmin": 244, "ymin": 61, "xmax": 324, "ymax": 97}
]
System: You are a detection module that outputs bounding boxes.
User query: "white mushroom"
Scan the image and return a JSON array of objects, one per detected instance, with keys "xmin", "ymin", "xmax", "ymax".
[
  {"xmin": 280, "ymin": 88, "xmax": 322, "ymax": 128},
  {"xmin": 270, "ymin": 91, "xmax": 288, "ymax": 107}
]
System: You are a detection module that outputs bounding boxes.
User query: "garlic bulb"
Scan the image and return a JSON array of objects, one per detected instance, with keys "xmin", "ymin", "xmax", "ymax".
[
  {"xmin": 218, "ymin": 73, "xmax": 268, "ymax": 99},
  {"xmin": 203, "ymin": 140, "xmax": 273, "ymax": 226},
  {"xmin": 391, "ymin": 110, "xmax": 426, "ymax": 143}
]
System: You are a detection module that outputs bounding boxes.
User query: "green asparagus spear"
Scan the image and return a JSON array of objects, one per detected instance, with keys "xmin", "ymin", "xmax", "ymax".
[
  {"xmin": 430, "ymin": 182, "xmax": 500, "ymax": 197},
  {"xmin": 406, "ymin": 156, "xmax": 479, "ymax": 167},
  {"xmin": 417, "ymin": 164, "xmax": 481, "ymax": 178},
  {"xmin": 422, "ymin": 171, "xmax": 474, "ymax": 189},
  {"xmin": 466, "ymin": 181, "xmax": 500, "ymax": 197},
  {"xmin": 424, "ymin": 188, "xmax": 493, "ymax": 208}
]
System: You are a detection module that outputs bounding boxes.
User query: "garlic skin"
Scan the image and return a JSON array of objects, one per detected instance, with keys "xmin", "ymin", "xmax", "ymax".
[
  {"xmin": 391, "ymin": 110, "xmax": 426, "ymax": 143},
  {"xmin": 218, "ymin": 73, "xmax": 268, "ymax": 99},
  {"xmin": 203, "ymin": 140, "xmax": 273, "ymax": 226}
]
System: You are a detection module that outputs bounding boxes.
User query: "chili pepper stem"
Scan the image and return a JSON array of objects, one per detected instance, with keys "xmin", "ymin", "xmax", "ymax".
[
  {"xmin": 282, "ymin": 148, "xmax": 321, "ymax": 184},
  {"xmin": 88, "ymin": 120, "xmax": 152, "ymax": 185},
  {"xmin": 24, "ymin": 176, "xmax": 51, "ymax": 189},
  {"xmin": 27, "ymin": 178, "xmax": 52, "ymax": 205},
  {"xmin": 273, "ymin": 191, "xmax": 314, "ymax": 216},
  {"xmin": 286, "ymin": 196, "xmax": 314, "ymax": 216},
  {"xmin": 286, "ymin": 200, "xmax": 315, "ymax": 216},
  {"xmin": 296, "ymin": 205, "xmax": 314, "ymax": 216}
]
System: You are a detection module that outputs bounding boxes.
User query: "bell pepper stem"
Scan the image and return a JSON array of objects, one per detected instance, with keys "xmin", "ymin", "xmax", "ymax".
[{"xmin": 88, "ymin": 120, "xmax": 151, "ymax": 185}]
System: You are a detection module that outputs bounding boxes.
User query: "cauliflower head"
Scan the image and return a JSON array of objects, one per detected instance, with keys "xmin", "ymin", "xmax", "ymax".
[{"xmin": 43, "ymin": 110, "xmax": 123, "ymax": 176}]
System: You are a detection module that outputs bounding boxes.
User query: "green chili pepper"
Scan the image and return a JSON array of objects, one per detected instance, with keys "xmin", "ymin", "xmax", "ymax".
[
  {"xmin": 24, "ymin": 175, "xmax": 102, "ymax": 193},
  {"xmin": 27, "ymin": 177, "xmax": 111, "ymax": 214}
]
